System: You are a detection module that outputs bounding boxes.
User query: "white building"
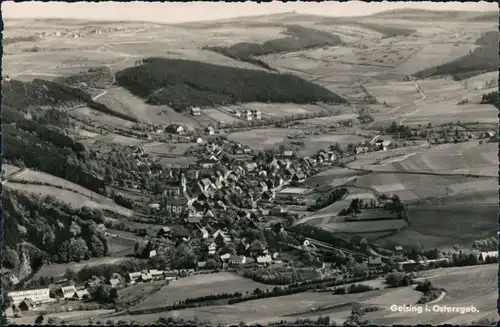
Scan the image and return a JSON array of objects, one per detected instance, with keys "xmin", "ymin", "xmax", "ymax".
[
  {"xmin": 61, "ymin": 285, "xmax": 77, "ymax": 299},
  {"xmin": 8, "ymin": 288, "xmax": 51, "ymax": 305}
]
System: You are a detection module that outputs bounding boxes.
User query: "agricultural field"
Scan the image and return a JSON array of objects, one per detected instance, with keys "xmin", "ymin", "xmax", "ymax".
[
  {"xmin": 142, "ymin": 142, "xmax": 194, "ymax": 156},
  {"xmin": 132, "ymin": 272, "xmax": 271, "ymax": 311},
  {"xmin": 7, "ymin": 170, "xmax": 134, "ymax": 217},
  {"xmin": 71, "ymin": 107, "xmax": 136, "ymax": 129},
  {"xmin": 4, "ymin": 183, "xmax": 132, "ymax": 217},
  {"xmin": 32, "ymin": 257, "xmax": 130, "ymax": 280},
  {"xmin": 203, "ymin": 108, "xmax": 240, "ymax": 124},
  {"xmin": 374, "ymin": 202, "xmax": 497, "ymax": 250},
  {"xmin": 227, "ymin": 128, "xmax": 304, "ymax": 149},
  {"xmin": 369, "ymin": 142, "xmax": 497, "ymax": 176},
  {"xmin": 85, "ymin": 265, "xmax": 496, "ymax": 325},
  {"xmin": 96, "ymin": 87, "xmax": 200, "ymax": 128},
  {"xmin": 365, "ymin": 264, "xmax": 497, "ymax": 325}
]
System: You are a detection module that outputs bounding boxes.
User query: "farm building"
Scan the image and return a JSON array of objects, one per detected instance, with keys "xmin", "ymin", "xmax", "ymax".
[
  {"xmin": 73, "ymin": 289, "xmax": 90, "ymax": 300},
  {"xmin": 480, "ymin": 251, "xmax": 498, "ymax": 261},
  {"xmin": 166, "ymin": 124, "xmax": 186, "ymax": 135},
  {"xmin": 61, "ymin": 285, "xmax": 77, "ymax": 299},
  {"xmin": 252, "ymin": 109, "xmax": 262, "ymax": 120},
  {"xmin": 375, "ymin": 139, "xmax": 391, "ymax": 151},
  {"xmin": 190, "ymin": 107, "xmax": 201, "ymax": 116},
  {"xmin": 18, "ymin": 298, "xmax": 36, "ymax": 311},
  {"xmin": 229, "ymin": 255, "xmax": 247, "ymax": 265},
  {"xmin": 8, "ymin": 288, "xmax": 51, "ymax": 305},
  {"xmin": 278, "ymin": 187, "xmax": 308, "ymax": 197},
  {"xmin": 205, "ymin": 126, "xmax": 215, "ymax": 135}
]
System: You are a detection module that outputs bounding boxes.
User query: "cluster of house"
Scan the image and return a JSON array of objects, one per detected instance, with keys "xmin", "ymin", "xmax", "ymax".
[
  {"xmin": 159, "ymin": 144, "xmax": 322, "ymax": 218},
  {"xmin": 228, "ymin": 108, "xmax": 262, "ymax": 121}
]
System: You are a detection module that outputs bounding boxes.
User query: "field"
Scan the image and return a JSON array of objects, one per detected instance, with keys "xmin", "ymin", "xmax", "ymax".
[
  {"xmin": 32, "ymin": 257, "xmax": 129, "ymax": 280},
  {"xmin": 48, "ymin": 264, "xmax": 496, "ymax": 325},
  {"xmin": 374, "ymin": 202, "xmax": 497, "ymax": 250},
  {"xmin": 7, "ymin": 170, "xmax": 133, "ymax": 217},
  {"xmin": 203, "ymin": 108, "xmax": 240, "ymax": 124},
  {"xmin": 227, "ymin": 128, "xmax": 303, "ymax": 149},
  {"xmin": 227, "ymin": 127, "xmax": 368, "ymax": 154},
  {"xmin": 96, "ymin": 87, "xmax": 200, "ymax": 128},
  {"xmin": 365, "ymin": 264, "xmax": 497, "ymax": 324},
  {"xmin": 132, "ymin": 272, "xmax": 271, "ymax": 311},
  {"xmin": 142, "ymin": 142, "xmax": 194, "ymax": 156},
  {"xmin": 367, "ymin": 142, "xmax": 498, "ymax": 176},
  {"xmin": 308, "ymin": 218, "xmax": 408, "ymax": 233}
]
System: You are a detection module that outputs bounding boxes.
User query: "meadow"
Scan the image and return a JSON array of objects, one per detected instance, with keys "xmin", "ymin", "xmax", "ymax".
[
  {"xmin": 96, "ymin": 87, "xmax": 201, "ymax": 128},
  {"xmin": 132, "ymin": 272, "xmax": 271, "ymax": 311},
  {"xmin": 365, "ymin": 264, "xmax": 497, "ymax": 324},
  {"xmin": 7, "ymin": 170, "xmax": 133, "ymax": 217}
]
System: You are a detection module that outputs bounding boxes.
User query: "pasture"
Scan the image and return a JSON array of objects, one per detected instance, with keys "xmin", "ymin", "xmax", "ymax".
[
  {"xmin": 227, "ymin": 128, "xmax": 303, "ymax": 149},
  {"xmin": 203, "ymin": 108, "xmax": 240, "ymax": 124},
  {"xmin": 132, "ymin": 272, "xmax": 271, "ymax": 311},
  {"xmin": 32, "ymin": 257, "xmax": 129, "ymax": 280},
  {"xmin": 7, "ymin": 171, "xmax": 133, "ymax": 217},
  {"xmin": 96, "ymin": 87, "xmax": 200, "ymax": 128},
  {"xmin": 365, "ymin": 264, "xmax": 497, "ymax": 325},
  {"xmin": 71, "ymin": 107, "xmax": 136, "ymax": 129},
  {"xmin": 370, "ymin": 142, "xmax": 497, "ymax": 176},
  {"xmin": 142, "ymin": 142, "xmax": 193, "ymax": 156}
]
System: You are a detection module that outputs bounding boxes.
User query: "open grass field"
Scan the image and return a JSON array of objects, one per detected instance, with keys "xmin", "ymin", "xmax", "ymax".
[
  {"xmin": 71, "ymin": 107, "xmax": 136, "ymax": 129},
  {"xmin": 96, "ymin": 87, "xmax": 200, "ymax": 128},
  {"xmin": 365, "ymin": 264, "xmax": 497, "ymax": 325},
  {"xmin": 374, "ymin": 202, "xmax": 496, "ymax": 250},
  {"xmin": 5, "ymin": 182, "xmax": 134, "ymax": 217},
  {"xmin": 203, "ymin": 108, "xmax": 240, "ymax": 124},
  {"xmin": 132, "ymin": 272, "xmax": 271, "ymax": 311},
  {"xmin": 118, "ymin": 280, "xmax": 167, "ymax": 305},
  {"xmin": 112, "ymin": 264, "xmax": 495, "ymax": 326},
  {"xmin": 32, "ymin": 257, "xmax": 129, "ymax": 280},
  {"xmin": 227, "ymin": 128, "xmax": 303, "ymax": 149},
  {"xmin": 142, "ymin": 142, "xmax": 193, "ymax": 156},
  {"xmin": 369, "ymin": 142, "xmax": 497, "ymax": 176},
  {"xmin": 305, "ymin": 167, "xmax": 359, "ymax": 187}
]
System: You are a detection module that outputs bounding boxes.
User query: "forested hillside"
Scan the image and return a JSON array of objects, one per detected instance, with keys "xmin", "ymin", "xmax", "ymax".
[
  {"xmin": 3, "ymin": 189, "xmax": 109, "ymax": 280},
  {"xmin": 204, "ymin": 25, "xmax": 343, "ymax": 69},
  {"xmin": 2, "ymin": 78, "xmax": 138, "ymax": 122},
  {"xmin": 480, "ymin": 91, "xmax": 498, "ymax": 108},
  {"xmin": 414, "ymin": 31, "xmax": 499, "ymax": 79},
  {"xmin": 115, "ymin": 57, "xmax": 347, "ymax": 112}
]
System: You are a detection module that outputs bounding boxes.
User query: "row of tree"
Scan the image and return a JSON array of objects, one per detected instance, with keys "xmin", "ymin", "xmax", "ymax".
[{"xmin": 115, "ymin": 57, "xmax": 346, "ymax": 112}]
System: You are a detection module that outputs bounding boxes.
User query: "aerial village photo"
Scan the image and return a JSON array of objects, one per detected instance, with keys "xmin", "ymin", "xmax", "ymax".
[{"xmin": 0, "ymin": 1, "xmax": 498, "ymax": 326}]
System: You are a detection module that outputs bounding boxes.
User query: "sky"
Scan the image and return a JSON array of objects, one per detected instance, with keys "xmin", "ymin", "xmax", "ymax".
[{"xmin": 2, "ymin": 1, "xmax": 497, "ymax": 24}]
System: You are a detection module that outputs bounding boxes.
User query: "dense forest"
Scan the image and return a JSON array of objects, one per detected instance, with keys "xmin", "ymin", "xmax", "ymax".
[
  {"xmin": 55, "ymin": 66, "xmax": 115, "ymax": 90},
  {"xmin": 2, "ymin": 78, "xmax": 138, "ymax": 122},
  {"xmin": 480, "ymin": 91, "xmax": 498, "ymax": 108},
  {"xmin": 115, "ymin": 57, "xmax": 347, "ymax": 112},
  {"xmin": 204, "ymin": 25, "xmax": 343, "ymax": 69},
  {"xmin": 3, "ymin": 189, "xmax": 109, "ymax": 279},
  {"xmin": 3, "ymin": 103, "xmax": 106, "ymax": 193},
  {"xmin": 414, "ymin": 31, "xmax": 499, "ymax": 79}
]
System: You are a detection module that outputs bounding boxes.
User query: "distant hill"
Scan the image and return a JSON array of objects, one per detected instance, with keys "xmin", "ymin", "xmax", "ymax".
[
  {"xmin": 413, "ymin": 31, "xmax": 499, "ymax": 80},
  {"xmin": 114, "ymin": 57, "xmax": 347, "ymax": 112},
  {"xmin": 367, "ymin": 8, "xmax": 498, "ymax": 21},
  {"xmin": 204, "ymin": 25, "xmax": 343, "ymax": 70}
]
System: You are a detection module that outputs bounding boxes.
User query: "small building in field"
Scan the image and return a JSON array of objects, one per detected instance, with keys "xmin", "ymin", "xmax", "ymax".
[
  {"xmin": 191, "ymin": 107, "xmax": 201, "ymax": 116},
  {"xmin": 205, "ymin": 126, "xmax": 215, "ymax": 135},
  {"xmin": 18, "ymin": 298, "xmax": 36, "ymax": 311}
]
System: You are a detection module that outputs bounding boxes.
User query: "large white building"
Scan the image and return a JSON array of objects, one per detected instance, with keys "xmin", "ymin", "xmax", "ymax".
[{"xmin": 8, "ymin": 288, "xmax": 51, "ymax": 305}]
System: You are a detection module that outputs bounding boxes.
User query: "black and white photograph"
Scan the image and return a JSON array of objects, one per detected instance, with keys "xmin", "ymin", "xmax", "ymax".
[{"xmin": 1, "ymin": 1, "xmax": 498, "ymax": 326}]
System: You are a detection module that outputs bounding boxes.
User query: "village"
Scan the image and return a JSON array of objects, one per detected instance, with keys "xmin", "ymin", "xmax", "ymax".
[{"xmin": 4, "ymin": 121, "xmax": 498, "ymax": 320}]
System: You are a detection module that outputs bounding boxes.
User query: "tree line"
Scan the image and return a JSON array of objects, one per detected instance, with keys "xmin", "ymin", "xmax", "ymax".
[{"xmin": 115, "ymin": 57, "xmax": 346, "ymax": 112}]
